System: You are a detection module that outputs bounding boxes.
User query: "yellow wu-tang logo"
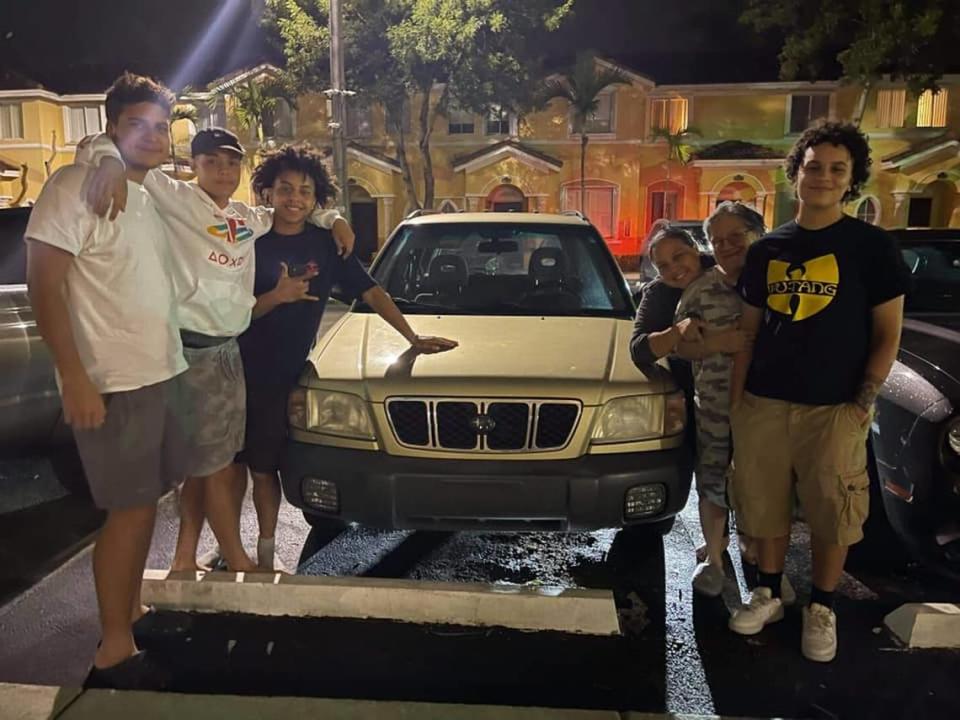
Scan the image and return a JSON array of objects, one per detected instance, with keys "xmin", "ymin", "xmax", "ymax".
[{"xmin": 766, "ymin": 254, "xmax": 839, "ymax": 321}]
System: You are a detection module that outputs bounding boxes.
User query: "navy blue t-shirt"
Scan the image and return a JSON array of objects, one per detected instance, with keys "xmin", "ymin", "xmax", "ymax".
[{"xmin": 239, "ymin": 225, "xmax": 377, "ymax": 389}]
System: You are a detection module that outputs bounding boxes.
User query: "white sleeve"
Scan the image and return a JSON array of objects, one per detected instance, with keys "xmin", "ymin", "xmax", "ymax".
[
  {"xmin": 237, "ymin": 204, "xmax": 275, "ymax": 238},
  {"xmin": 75, "ymin": 133, "xmax": 123, "ymax": 167},
  {"xmin": 142, "ymin": 168, "xmax": 201, "ymax": 216},
  {"xmin": 24, "ymin": 167, "xmax": 97, "ymax": 257},
  {"xmin": 309, "ymin": 208, "xmax": 343, "ymax": 230}
]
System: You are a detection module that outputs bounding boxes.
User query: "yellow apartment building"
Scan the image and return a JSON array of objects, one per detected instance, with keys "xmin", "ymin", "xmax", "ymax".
[{"xmin": 2, "ymin": 59, "xmax": 958, "ymax": 260}]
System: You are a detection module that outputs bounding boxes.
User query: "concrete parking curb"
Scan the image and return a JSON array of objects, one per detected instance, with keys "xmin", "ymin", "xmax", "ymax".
[
  {"xmin": 0, "ymin": 683, "xmax": 768, "ymax": 719},
  {"xmin": 140, "ymin": 570, "xmax": 622, "ymax": 635},
  {"xmin": 884, "ymin": 602, "xmax": 960, "ymax": 648}
]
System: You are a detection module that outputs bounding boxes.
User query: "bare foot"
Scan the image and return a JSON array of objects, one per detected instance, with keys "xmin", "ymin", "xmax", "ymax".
[{"xmin": 169, "ymin": 560, "xmax": 211, "ymax": 573}]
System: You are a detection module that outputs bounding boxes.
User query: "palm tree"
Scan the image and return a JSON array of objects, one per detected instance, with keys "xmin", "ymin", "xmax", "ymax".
[
  {"xmin": 649, "ymin": 125, "xmax": 702, "ymax": 182},
  {"xmin": 232, "ymin": 79, "xmax": 280, "ymax": 145},
  {"xmin": 543, "ymin": 53, "xmax": 627, "ymax": 213},
  {"xmin": 170, "ymin": 103, "xmax": 198, "ymax": 177}
]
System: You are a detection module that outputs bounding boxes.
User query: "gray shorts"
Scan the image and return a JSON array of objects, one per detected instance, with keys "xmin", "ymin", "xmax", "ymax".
[
  {"xmin": 181, "ymin": 338, "xmax": 246, "ymax": 477},
  {"xmin": 74, "ymin": 375, "xmax": 191, "ymax": 510}
]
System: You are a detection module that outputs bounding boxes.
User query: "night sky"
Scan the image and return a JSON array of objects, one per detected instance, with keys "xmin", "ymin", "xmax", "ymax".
[{"xmin": 0, "ymin": 0, "xmax": 790, "ymax": 93}]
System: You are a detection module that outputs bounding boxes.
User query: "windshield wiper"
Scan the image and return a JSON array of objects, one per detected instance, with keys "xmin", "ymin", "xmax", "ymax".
[{"xmin": 377, "ymin": 297, "xmax": 462, "ymax": 314}]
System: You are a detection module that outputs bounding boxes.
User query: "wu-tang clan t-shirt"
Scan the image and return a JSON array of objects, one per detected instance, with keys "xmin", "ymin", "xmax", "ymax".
[{"xmin": 738, "ymin": 215, "xmax": 910, "ymax": 405}]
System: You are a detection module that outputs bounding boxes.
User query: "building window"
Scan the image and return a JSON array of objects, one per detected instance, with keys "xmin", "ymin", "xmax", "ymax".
[
  {"xmin": 563, "ymin": 181, "xmax": 617, "ymax": 238},
  {"xmin": 262, "ymin": 99, "xmax": 294, "ymax": 139},
  {"xmin": 386, "ymin": 105, "xmax": 411, "ymax": 134},
  {"xmin": 789, "ymin": 94, "xmax": 830, "ymax": 133},
  {"xmin": 574, "ymin": 91, "xmax": 615, "ymax": 134},
  {"xmin": 649, "ymin": 97, "xmax": 688, "ymax": 134},
  {"xmin": 198, "ymin": 97, "xmax": 227, "ymax": 129},
  {"xmin": 917, "ymin": 89, "xmax": 948, "ymax": 128},
  {"xmin": 486, "ymin": 106, "xmax": 511, "ymax": 135},
  {"xmin": 648, "ymin": 181, "xmax": 683, "ymax": 226},
  {"xmin": 856, "ymin": 196, "xmax": 881, "ymax": 225},
  {"xmin": 346, "ymin": 105, "xmax": 373, "ymax": 138},
  {"xmin": 0, "ymin": 104, "xmax": 23, "ymax": 139},
  {"xmin": 447, "ymin": 105, "xmax": 475, "ymax": 135},
  {"xmin": 66, "ymin": 105, "xmax": 104, "ymax": 143},
  {"xmin": 876, "ymin": 89, "xmax": 906, "ymax": 128}
]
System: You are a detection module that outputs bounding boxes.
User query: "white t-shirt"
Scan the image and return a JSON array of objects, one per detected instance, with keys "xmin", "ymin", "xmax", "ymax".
[
  {"xmin": 25, "ymin": 164, "xmax": 187, "ymax": 394},
  {"xmin": 77, "ymin": 134, "xmax": 342, "ymax": 337}
]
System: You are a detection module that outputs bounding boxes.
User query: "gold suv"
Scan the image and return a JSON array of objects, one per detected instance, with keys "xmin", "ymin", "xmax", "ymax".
[{"xmin": 283, "ymin": 212, "xmax": 692, "ymax": 533}]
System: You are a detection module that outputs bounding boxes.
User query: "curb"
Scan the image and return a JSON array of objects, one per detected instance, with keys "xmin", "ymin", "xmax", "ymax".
[
  {"xmin": 884, "ymin": 602, "xmax": 960, "ymax": 648},
  {"xmin": 141, "ymin": 570, "xmax": 622, "ymax": 635}
]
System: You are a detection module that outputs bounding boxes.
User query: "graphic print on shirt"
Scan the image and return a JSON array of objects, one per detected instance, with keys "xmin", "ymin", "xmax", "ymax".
[
  {"xmin": 207, "ymin": 217, "xmax": 254, "ymax": 244},
  {"xmin": 766, "ymin": 254, "xmax": 839, "ymax": 321}
]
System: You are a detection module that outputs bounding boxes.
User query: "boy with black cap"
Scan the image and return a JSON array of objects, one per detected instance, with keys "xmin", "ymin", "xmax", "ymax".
[{"xmin": 78, "ymin": 126, "xmax": 355, "ymax": 573}]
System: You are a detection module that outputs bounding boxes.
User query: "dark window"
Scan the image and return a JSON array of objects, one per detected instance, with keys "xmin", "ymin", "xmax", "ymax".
[
  {"xmin": 908, "ymin": 198, "xmax": 933, "ymax": 228},
  {"xmin": 790, "ymin": 94, "xmax": 830, "ymax": 133}
]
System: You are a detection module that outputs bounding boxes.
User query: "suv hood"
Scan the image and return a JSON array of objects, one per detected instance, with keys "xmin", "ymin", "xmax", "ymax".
[{"xmin": 304, "ymin": 313, "xmax": 671, "ymax": 404}]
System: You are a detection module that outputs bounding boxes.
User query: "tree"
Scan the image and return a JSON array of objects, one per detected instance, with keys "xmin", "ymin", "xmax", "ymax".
[
  {"xmin": 542, "ymin": 53, "xmax": 627, "ymax": 214},
  {"xmin": 649, "ymin": 125, "xmax": 701, "ymax": 182},
  {"xmin": 231, "ymin": 79, "xmax": 280, "ymax": 145},
  {"xmin": 742, "ymin": 0, "xmax": 960, "ymax": 124},
  {"xmin": 264, "ymin": 0, "xmax": 573, "ymax": 209}
]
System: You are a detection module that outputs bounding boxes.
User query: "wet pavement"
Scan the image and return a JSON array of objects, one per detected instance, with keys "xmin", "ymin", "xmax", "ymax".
[{"xmin": 2, "ymin": 470, "xmax": 959, "ymax": 718}]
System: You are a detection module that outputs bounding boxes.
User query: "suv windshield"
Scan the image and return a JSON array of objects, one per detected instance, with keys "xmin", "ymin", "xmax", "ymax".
[
  {"xmin": 359, "ymin": 222, "xmax": 633, "ymax": 318},
  {"xmin": 901, "ymin": 242, "xmax": 960, "ymax": 314}
]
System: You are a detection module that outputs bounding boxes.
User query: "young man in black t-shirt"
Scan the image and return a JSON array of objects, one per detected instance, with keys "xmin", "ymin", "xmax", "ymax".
[
  {"xmin": 236, "ymin": 145, "xmax": 457, "ymax": 569},
  {"xmin": 727, "ymin": 122, "xmax": 910, "ymax": 662}
]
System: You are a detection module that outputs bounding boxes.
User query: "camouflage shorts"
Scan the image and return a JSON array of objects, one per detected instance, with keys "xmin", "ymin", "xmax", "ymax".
[
  {"xmin": 181, "ymin": 338, "xmax": 246, "ymax": 477},
  {"xmin": 694, "ymin": 394, "xmax": 731, "ymax": 509}
]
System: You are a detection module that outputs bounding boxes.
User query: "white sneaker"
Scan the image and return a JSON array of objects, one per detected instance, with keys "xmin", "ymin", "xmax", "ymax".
[
  {"xmin": 781, "ymin": 574, "xmax": 796, "ymax": 606},
  {"xmin": 729, "ymin": 586, "xmax": 784, "ymax": 636},
  {"xmin": 802, "ymin": 603, "xmax": 837, "ymax": 662},
  {"xmin": 692, "ymin": 561, "xmax": 725, "ymax": 597}
]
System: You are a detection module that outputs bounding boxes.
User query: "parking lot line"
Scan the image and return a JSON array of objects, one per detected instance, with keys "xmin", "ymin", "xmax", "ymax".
[{"xmin": 140, "ymin": 569, "xmax": 622, "ymax": 635}]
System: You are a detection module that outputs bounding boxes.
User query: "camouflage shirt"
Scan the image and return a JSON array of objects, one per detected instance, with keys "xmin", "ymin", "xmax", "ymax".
[{"xmin": 674, "ymin": 266, "xmax": 743, "ymax": 404}]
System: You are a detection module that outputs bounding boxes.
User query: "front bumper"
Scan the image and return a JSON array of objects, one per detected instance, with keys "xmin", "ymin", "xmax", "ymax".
[{"xmin": 281, "ymin": 441, "xmax": 693, "ymax": 531}]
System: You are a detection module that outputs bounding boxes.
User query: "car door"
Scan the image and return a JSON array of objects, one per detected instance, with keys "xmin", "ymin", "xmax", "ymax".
[{"xmin": 0, "ymin": 207, "xmax": 62, "ymax": 455}]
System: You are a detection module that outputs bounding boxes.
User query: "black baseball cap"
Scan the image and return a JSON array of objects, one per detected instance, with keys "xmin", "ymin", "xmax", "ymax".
[{"xmin": 191, "ymin": 127, "xmax": 245, "ymax": 157}]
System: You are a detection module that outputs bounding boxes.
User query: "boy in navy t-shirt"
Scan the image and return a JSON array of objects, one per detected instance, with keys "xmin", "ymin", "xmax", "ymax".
[{"xmin": 237, "ymin": 145, "xmax": 457, "ymax": 568}]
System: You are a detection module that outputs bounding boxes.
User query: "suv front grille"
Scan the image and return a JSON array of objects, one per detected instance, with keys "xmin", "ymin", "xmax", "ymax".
[{"xmin": 386, "ymin": 398, "xmax": 581, "ymax": 453}]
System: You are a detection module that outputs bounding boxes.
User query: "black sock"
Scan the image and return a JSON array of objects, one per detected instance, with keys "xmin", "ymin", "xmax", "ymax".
[
  {"xmin": 810, "ymin": 585, "xmax": 835, "ymax": 610},
  {"xmin": 758, "ymin": 571, "xmax": 782, "ymax": 599}
]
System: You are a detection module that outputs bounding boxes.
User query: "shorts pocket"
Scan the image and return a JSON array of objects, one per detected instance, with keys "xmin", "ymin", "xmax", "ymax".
[
  {"xmin": 838, "ymin": 469, "xmax": 870, "ymax": 533},
  {"xmin": 837, "ymin": 403, "xmax": 872, "ymax": 435}
]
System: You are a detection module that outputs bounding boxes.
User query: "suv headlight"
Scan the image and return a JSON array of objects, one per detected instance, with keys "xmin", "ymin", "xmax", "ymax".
[
  {"xmin": 289, "ymin": 388, "xmax": 376, "ymax": 440},
  {"xmin": 947, "ymin": 419, "xmax": 960, "ymax": 456},
  {"xmin": 591, "ymin": 391, "xmax": 686, "ymax": 444}
]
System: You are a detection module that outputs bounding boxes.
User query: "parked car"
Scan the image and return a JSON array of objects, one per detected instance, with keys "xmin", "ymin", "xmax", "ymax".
[
  {"xmin": 282, "ymin": 212, "xmax": 693, "ymax": 533},
  {"xmin": 638, "ymin": 218, "xmax": 711, "ymax": 284},
  {"xmin": 0, "ymin": 207, "xmax": 87, "ymax": 495},
  {"xmin": 870, "ymin": 228, "xmax": 960, "ymax": 578}
]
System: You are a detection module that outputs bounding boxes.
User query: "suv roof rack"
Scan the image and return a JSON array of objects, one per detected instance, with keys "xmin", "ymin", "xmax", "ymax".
[{"xmin": 561, "ymin": 210, "xmax": 586, "ymax": 220}]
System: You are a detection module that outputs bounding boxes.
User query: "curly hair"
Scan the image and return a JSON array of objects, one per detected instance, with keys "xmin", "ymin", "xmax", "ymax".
[
  {"xmin": 784, "ymin": 120, "xmax": 872, "ymax": 203},
  {"xmin": 105, "ymin": 72, "xmax": 176, "ymax": 123},
  {"xmin": 251, "ymin": 144, "xmax": 336, "ymax": 206}
]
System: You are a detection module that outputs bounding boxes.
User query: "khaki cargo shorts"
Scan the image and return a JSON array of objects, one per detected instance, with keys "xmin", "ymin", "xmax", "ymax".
[{"xmin": 729, "ymin": 392, "xmax": 872, "ymax": 546}]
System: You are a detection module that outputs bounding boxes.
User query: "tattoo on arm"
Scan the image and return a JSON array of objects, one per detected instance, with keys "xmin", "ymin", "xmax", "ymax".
[{"xmin": 854, "ymin": 377, "xmax": 883, "ymax": 413}]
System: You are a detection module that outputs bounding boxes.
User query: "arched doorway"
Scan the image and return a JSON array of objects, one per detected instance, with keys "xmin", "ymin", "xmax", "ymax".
[
  {"xmin": 486, "ymin": 184, "xmax": 527, "ymax": 212},
  {"xmin": 716, "ymin": 181, "xmax": 758, "ymax": 209},
  {"xmin": 909, "ymin": 180, "xmax": 957, "ymax": 228},
  {"xmin": 348, "ymin": 183, "xmax": 378, "ymax": 263}
]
